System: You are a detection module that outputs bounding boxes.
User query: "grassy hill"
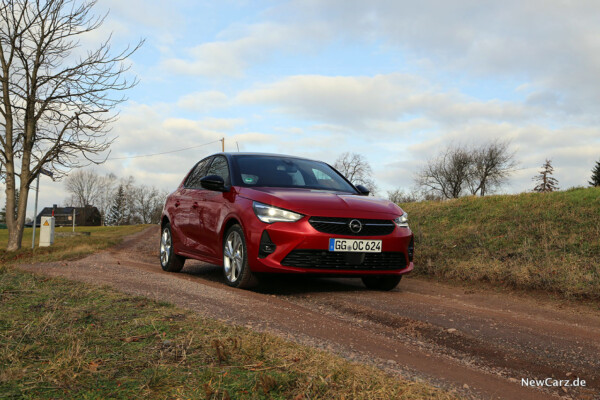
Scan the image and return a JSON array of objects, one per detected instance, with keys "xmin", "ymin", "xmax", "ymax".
[{"xmin": 401, "ymin": 187, "xmax": 600, "ymax": 299}]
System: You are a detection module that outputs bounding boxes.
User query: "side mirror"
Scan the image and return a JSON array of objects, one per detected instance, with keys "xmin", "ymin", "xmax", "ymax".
[
  {"xmin": 200, "ymin": 175, "xmax": 229, "ymax": 192},
  {"xmin": 356, "ymin": 184, "xmax": 370, "ymax": 196}
]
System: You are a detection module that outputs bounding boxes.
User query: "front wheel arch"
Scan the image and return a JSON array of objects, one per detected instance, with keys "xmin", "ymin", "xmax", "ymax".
[{"xmin": 221, "ymin": 217, "xmax": 243, "ymax": 256}]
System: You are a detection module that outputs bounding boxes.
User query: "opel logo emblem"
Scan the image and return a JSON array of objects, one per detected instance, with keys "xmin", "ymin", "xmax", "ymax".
[{"xmin": 348, "ymin": 219, "xmax": 362, "ymax": 233}]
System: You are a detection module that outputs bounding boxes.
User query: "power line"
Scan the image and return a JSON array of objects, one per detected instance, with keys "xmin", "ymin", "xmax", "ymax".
[{"xmin": 105, "ymin": 139, "xmax": 222, "ymax": 160}]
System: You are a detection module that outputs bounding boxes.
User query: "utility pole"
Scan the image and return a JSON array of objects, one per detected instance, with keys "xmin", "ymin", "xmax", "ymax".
[
  {"xmin": 221, "ymin": 137, "xmax": 225, "ymax": 152},
  {"xmin": 31, "ymin": 175, "xmax": 40, "ymax": 249}
]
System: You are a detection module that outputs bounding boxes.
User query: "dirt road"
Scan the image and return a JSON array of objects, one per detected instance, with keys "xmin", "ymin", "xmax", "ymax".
[{"xmin": 21, "ymin": 227, "xmax": 600, "ymax": 399}]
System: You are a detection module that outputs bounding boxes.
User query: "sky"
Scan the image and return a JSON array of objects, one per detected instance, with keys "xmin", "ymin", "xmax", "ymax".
[{"xmin": 4, "ymin": 0, "xmax": 600, "ymax": 217}]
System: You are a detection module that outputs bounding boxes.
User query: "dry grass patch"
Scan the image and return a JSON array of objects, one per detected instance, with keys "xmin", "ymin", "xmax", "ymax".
[
  {"xmin": 401, "ymin": 187, "xmax": 600, "ymax": 299},
  {"xmin": 0, "ymin": 225, "xmax": 150, "ymax": 266},
  {"xmin": 0, "ymin": 267, "xmax": 458, "ymax": 399}
]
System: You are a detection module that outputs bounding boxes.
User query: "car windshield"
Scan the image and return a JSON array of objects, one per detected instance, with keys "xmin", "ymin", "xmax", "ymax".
[{"xmin": 233, "ymin": 155, "xmax": 358, "ymax": 193}]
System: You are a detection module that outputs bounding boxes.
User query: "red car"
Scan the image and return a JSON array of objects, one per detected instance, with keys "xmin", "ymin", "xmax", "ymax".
[{"xmin": 160, "ymin": 153, "xmax": 414, "ymax": 290}]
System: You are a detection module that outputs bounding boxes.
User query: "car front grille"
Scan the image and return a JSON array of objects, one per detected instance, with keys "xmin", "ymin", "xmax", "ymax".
[
  {"xmin": 308, "ymin": 217, "xmax": 395, "ymax": 236},
  {"xmin": 281, "ymin": 250, "xmax": 407, "ymax": 270}
]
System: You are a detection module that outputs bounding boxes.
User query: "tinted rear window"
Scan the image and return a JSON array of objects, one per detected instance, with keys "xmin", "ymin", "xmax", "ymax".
[{"xmin": 233, "ymin": 155, "xmax": 357, "ymax": 193}]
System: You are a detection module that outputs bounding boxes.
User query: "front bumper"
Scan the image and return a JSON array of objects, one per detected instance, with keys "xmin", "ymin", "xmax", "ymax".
[{"xmin": 245, "ymin": 217, "xmax": 414, "ymax": 276}]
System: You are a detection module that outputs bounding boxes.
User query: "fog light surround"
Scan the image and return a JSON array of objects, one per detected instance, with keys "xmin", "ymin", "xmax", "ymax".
[{"xmin": 258, "ymin": 230, "xmax": 276, "ymax": 258}]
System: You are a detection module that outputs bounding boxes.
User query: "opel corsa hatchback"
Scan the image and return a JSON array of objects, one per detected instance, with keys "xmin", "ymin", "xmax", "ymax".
[{"xmin": 160, "ymin": 153, "xmax": 414, "ymax": 290}]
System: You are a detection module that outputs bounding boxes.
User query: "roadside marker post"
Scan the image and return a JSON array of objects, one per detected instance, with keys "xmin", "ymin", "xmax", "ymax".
[
  {"xmin": 39, "ymin": 216, "xmax": 55, "ymax": 247},
  {"xmin": 31, "ymin": 168, "xmax": 54, "ymax": 249}
]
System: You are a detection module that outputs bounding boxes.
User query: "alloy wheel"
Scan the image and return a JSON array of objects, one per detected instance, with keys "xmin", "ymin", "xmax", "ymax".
[
  {"xmin": 223, "ymin": 230, "xmax": 243, "ymax": 282},
  {"xmin": 160, "ymin": 228, "xmax": 171, "ymax": 267}
]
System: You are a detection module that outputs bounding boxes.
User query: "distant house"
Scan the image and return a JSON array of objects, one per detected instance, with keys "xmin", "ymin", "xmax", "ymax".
[{"xmin": 29, "ymin": 205, "xmax": 102, "ymax": 227}]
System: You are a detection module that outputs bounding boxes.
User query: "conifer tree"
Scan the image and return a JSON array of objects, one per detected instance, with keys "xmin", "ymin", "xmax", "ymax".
[
  {"xmin": 589, "ymin": 159, "xmax": 600, "ymax": 187},
  {"xmin": 107, "ymin": 185, "xmax": 126, "ymax": 226},
  {"xmin": 533, "ymin": 159, "xmax": 559, "ymax": 192}
]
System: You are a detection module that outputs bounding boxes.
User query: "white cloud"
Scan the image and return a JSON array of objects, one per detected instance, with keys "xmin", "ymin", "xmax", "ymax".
[
  {"xmin": 236, "ymin": 74, "xmax": 539, "ymax": 133},
  {"xmin": 198, "ymin": 118, "xmax": 245, "ymax": 132},
  {"xmin": 276, "ymin": 0, "xmax": 600, "ymax": 119},
  {"xmin": 161, "ymin": 22, "xmax": 329, "ymax": 77},
  {"xmin": 176, "ymin": 91, "xmax": 230, "ymax": 112}
]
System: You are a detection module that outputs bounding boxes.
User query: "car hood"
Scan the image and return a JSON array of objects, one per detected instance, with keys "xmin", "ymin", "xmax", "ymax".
[{"xmin": 238, "ymin": 187, "xmax": 402, "ymax": 218}]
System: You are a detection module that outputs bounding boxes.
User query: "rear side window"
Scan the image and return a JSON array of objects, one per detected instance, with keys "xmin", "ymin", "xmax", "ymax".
[
  {"xmin": 206, "ymin": 156, "xmax": 230, "ymax": 185},
  {"xmin": 184, "ymin": 157, "xmax": 212, "ymax": 189}
]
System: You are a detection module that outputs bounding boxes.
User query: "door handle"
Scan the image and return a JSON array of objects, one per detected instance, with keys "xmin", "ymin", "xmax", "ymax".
[
  {"xmin": 192, "ymin": 202, "xmax": 199, "ymax": 209},
  {"xmin": 175, "ymin": 201, "xmax": 180, "ymax": 207}
]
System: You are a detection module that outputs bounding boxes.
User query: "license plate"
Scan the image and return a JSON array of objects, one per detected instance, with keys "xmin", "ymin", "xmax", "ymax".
[{"xmin": 328, "ymin": 238, "xmax": 382, "ymax": 253}]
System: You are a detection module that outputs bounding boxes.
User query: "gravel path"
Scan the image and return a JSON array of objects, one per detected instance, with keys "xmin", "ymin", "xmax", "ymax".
[{"xmin": 20, "ymin": 226, "xmax": 600, "ymax": 400}]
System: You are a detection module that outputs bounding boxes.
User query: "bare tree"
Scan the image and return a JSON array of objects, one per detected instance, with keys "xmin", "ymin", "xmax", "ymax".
[
  {"xmin": 133, "ymin": 185, "xmax": 167, "ymax": 224},
  {"xmin": 64, "ymin": 169, "xmax": 102, "ymax": 207},
  {"xmin": 63, "ymin": 169, "xmax": 168, "ymax": 225},
  {"xmin": 466, "ymin": 140, "xmax": 517, "ymax": 196},
  {"xmin": 150, "ymin": 189, "xmax": 168, "ymax": 224},
  {"xmin": 0, "ymin": 1, "xmax": 142, "ymax": 250},
  {"xmin": 416, "ymin": 141, "xmax": 516, "ymax": 199},
  {"xmin": 533, "ymin": 159, "xmax": 559, "ymax": 192},
  {"xmin": 66, "ymin": 171, "xmax": 117, "ymax": 224},
  {"xmin": 113, "ymin": 174, "xmax": 136, "ymax": 225},
  {"xmin": 416, "ymin": 146, "xmax": 472, "ymax": 199},
  {"xmin": 387, "ymin": 188, "xmax": 418, "ymax": 204},
  {"xmin": 134, "ymin": 184, "xmax": 157, "ymax": 224},
  {"xmin": 334, "ymin": 152, "xmax": 378, "ymax": 194},
  {"xmin": 95, "ymin": 172, "xmax": 116, "ymax": 225}
]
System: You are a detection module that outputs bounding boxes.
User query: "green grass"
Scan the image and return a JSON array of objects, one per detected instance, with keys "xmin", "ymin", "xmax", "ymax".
[
  {"xmin": 400, "ymin": 187, "xmax": 600, "ymax": 299},
  {"xmin": 0, "ymin": 225, "xmax": 150, "ymax": 266},
  {"xmin": 0, "ymin": 268, "xmax": 456, "ymax": 399}
]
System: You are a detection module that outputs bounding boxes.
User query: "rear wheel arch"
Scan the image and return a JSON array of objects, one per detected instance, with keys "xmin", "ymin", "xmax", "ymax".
[
  {"xmin": 161, "ymin": 216, "xmax": 170, "ymax": 231},
  {"xmin": 160, "ymin": 222, "xmax": 185, "ymax": 272}
]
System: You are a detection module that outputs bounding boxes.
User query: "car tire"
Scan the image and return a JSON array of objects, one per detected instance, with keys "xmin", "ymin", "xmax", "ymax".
[
  {"xmin": 223, "ymin": 225, "xmax": 257, "ymax": 288},
  {"xmin": 361, "ymin": 275, "xmax": 402, "ymax": 291},
  {"xmin": 160, "ymin": 222, "xmax": 185, "ymax": 272}
]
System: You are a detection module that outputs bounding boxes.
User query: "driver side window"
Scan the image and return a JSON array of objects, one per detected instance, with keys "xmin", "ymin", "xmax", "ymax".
[
  {"xmin": 185, "ymin": 157, "xmax": 212, "ymax": 189},
  {"xmin": 205, "ymin": 156, "xmax": 230, "ymax": 185}
]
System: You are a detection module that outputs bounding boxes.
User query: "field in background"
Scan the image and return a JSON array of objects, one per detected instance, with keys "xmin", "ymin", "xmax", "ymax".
[
  {"xmin": 0, "ymin": 225, "xmax": 150, "ymax": 266},
  {"xmin": 401, "ymin": 187, "xmax": 600, "ymax": 299}
]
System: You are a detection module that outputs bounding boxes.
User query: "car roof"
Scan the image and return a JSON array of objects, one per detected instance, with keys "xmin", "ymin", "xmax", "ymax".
[{"xmin": 217, "ymin": 152, "xmax": 323, "ymax": 163}]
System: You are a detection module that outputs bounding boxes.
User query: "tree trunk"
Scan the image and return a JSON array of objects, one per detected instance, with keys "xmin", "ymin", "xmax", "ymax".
[
  {"xmin": 4, "ymin": 173, "xmax": 17, "ymax": 250},
  {"xmin": 6, "ymin": 112, "xmax": 36, "ymax": 251},
  {"xmin": 6, "ymin": 183, "xmax": 29, "ymax": 251}
]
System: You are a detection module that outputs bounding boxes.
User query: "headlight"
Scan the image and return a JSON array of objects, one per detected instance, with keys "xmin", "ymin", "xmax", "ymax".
[
  {"xmin": 394, "ymin": 212, "xmax": 409, "ymax": 228},
  {"xmin": 253, "ymin": 201, "xmax": 303, "ymax": 223}
]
